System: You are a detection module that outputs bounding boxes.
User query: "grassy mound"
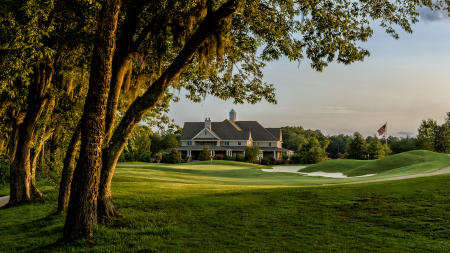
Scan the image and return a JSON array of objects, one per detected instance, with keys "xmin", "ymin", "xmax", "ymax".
[{"xmin": 303, "ymin": 150, "xmax": 450, "ymax": 177}]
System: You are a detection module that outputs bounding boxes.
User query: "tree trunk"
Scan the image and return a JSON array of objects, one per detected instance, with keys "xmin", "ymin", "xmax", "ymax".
[
  {"xmin": 63, "ymin": 0, "xmax": 121, "ymax": 241},
  {"xmin": 57, "ymin": 125, "xmax": 81, "ymax": 213},
  {"xmin": 30, "ymin": 129, "xmax": 53, "ymax": 199},
  {"xmin": 104, "ymin": 4, "xmax": 140, "ymax": 142},
  {"xmin": 8, "ymin": 61, "xmax": 53, "ymax": 206},
  {"xmin": 97, "ymin": 0, "xmax": 239, "ymax": 222}
]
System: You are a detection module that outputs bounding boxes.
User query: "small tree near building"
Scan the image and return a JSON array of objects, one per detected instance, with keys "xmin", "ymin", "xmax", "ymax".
[
  {"xmin": 244, "ymin": 146, "xmax": 261, "ymax": 163},
  {"xmin": 198, "ymin": 146, "xmax": 211, "ymax": 161}
]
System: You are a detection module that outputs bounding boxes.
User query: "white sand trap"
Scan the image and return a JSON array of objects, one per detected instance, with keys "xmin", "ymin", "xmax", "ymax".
[{"xmin": 262, "ymin": 166, "xmax": 376, "ymax": 179}]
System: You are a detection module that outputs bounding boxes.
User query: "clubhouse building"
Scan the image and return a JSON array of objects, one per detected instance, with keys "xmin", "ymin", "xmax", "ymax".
[{"xmin": 178, "ymin": 109, "xmax": 292, "ymax": 160}]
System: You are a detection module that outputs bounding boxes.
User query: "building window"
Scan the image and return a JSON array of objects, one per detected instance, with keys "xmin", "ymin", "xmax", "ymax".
[
  {"xmin": 238, "ymin": 141, "xmax": 241, "ymax": 145},
  {"xmin": 225, "ymin": 141, "xmax": 229, "ymax": 146},
  {"xmin": 269, "ymin": 142, "xmax": 271, "ymax": 147},
  {"xmin": 205, "ymin": 130, "xmax": 207, "ymax": 135},
  {"xmin": 187, "ymin": 141, "xmax": 192, "ymax": 146}
]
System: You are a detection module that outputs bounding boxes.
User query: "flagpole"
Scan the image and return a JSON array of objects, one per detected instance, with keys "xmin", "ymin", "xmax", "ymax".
[{"xmin": 385, "ymin": 122, "xmax": 388, "ymax": 145}]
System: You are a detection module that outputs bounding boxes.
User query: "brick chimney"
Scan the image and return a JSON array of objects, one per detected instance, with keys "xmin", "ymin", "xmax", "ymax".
[{"xmin": 205, "ymin": 117, "xmax": 211, "ymax": 130}]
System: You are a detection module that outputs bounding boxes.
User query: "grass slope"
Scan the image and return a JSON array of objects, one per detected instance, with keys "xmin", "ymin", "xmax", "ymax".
[
  {"xmin": 303, "ymin": 150, "xmax": 450, "ymax": 177},
  {"xmin": 0, "ymin": 155, "xmax": 449, "ymax": 252}
]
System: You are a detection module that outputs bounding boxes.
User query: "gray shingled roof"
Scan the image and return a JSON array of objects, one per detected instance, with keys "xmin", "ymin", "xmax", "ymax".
[
  {"xmin": 265, "ymin": 128, "xmax": 281, "ymax": 141},
  {"xmin": 180, "ymin": 119, "xmax": 280, "ymax": 141},
  {"xmin": 234, "ymin": 121, "xmax": 278, "ymax": 141}
]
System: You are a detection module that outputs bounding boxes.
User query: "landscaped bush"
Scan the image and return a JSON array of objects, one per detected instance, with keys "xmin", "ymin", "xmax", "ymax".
[
  {"xmin": 261, "ymin": 157, "xmax": 272, "ymax": 165},
  {"xmin": 214, "ymin": 154, "xmax": 224, "ymax": 160},
  {"xmin": 163, "ymin": 148, "xmax": 181, "ymax": 164},
  {"xmin": 198, "ymin": 146, "xmax": 211, "ymax": 161},
  {"xmin": 0, "ymin": 154, "xmax": 9, "ymax": 185},
  {"xmin": 138, "ymin": 151, "xmax": 152, "ymax": 163},
  {"xmin": 235, "ymin": 154, "xmax": 244, "ymax": 162}
]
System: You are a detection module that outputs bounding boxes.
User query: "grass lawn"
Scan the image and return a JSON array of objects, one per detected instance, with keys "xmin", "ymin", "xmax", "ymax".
[{"xmin": 0, "ymin": 152, "xmax": 449, "ymax": 252}]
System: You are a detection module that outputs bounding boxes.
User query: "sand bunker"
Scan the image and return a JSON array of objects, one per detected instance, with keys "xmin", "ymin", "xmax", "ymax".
[{"xmin": 262, "ymin": 166, "xmax": 376, "ymax": 179}]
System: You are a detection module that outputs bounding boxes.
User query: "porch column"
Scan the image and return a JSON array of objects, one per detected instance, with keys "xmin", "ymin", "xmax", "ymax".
[{"xmin": 273, "ymin": 151, "xmax": 276, "ymax": 160}]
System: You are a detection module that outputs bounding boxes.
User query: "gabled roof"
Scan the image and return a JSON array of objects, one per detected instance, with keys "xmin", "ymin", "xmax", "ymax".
[
  {"xmin": 180, "ymin": 119, "xmax": 280, "ymax": 141},
  {"xmin": 181, "ymin": 120, "xmax": 250, "ymax": 140}
]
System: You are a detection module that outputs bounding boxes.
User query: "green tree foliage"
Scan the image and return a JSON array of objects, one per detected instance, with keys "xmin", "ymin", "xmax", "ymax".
[
  {"xmin": 347, "ymin": 132, "xmax": 368, "ymax": 160},
  {"xmin": 367, "ymin": 137, "xmax": 385, "ymax": 160},
  {"xmin": 163, "ymin": 148, "xmax": 181, "ymax": 164},
  {"xmin": 383, "ymin": 144, "xmax": 392, "ymax": 157},
  {"xmin": 416, "ymin": 119, "xmax": 438, "ymax": 151},
  {"xmin": 161, "ymin": 134, "xmax": 181, "ymax": 150},
  {"xmin": 282, "ymin": 127, "xmax": 327, "ymax": 151},
  {"xmin": 198, "ymin": 146, "xmax": 211, "ymax": 161},
  {"xmin": 123, "ymin": 125, "xmax": 152, "ymax": 162},
  {"xmin": 244, "ymin": 146, "xmax": 261, "ymax": 163},
  {"xmin": 295, "ymin": 137, "xmax": 328, "ymax": 164},
  {"xmin": 434, "ymin": 112, "xmax": 450, "ymax": 153},
  {"xmin": 327, "ymin": 134, "xmax": 352, "ymax": 159},
  {"xmin": 0, "ymin": 154, "xmax": 9, "ymax": 185},
  {"xmin": 388, "ymin": 136, "xmax": 418, "ymax": 154}
]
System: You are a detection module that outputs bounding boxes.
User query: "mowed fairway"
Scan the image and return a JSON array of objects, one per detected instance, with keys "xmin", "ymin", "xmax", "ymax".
[{"xmin": 0, "ymin": 151, "xmax": 449, "ymax": 252}]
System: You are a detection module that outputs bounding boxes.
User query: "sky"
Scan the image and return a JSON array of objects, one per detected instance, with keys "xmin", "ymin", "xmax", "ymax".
[{"xmin": 167, "ymin": 10, "xmax": 450, "ymax": 137}]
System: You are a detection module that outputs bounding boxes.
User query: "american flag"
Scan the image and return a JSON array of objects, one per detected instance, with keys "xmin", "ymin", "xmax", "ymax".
[{"xmin": 377, "ymin": 123, "xmax": 387, "ymax": 137}]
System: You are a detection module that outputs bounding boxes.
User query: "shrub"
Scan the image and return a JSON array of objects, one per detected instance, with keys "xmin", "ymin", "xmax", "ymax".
[
  {"xmin": 0, "ymin": 154, "xmax": 9, "ymax": 185},
  {"xmin": 261, "ymin": 157, "xmax": 272, "ymax": 165},
  {"xmin": 224, "ymin": 155, "xmax": 233, "ymax": 160},
  {"xmin": 164, "ymin": 148, "xmax": 181, "ymax": 164},
  {"xmin": 214, "ymin": 154, "xmax": 224, "ymax": 160},
  {"xmin": 235, "ymin": 154, "xmax": 244, "ymax": 162},
  {"xmin": 198, "ymin": 146, "xmax": 211, "ymax": 161},
  {"xmin": 138, "ymin": 151, "xmax": 152, "ymax": 162}
]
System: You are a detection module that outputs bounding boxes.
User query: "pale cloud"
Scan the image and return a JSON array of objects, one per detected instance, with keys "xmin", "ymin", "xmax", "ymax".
[
  {"xmin": 319, "ymin": 106, "xmax": 355, "ymax": 114},
  {"xmin": 419, "ymin": 8, "xmax": 449, "ymax": 22}
]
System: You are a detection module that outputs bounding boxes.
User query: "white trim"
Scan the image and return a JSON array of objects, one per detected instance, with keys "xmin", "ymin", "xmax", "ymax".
[{"xmin": 192, "ymin": 128, "xmax": 221, "ymax": 140}]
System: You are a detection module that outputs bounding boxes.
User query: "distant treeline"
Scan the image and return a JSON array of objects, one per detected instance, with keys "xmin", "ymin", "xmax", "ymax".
[{"xmin": 282, "ymin": 112, "xmax": 450, "ymax": 163}]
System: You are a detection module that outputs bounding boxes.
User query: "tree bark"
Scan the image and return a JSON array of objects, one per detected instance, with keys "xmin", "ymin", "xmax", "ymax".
[
  {"xmin": 8, "ymin": 61, "xmax": 53, "ymax": 206},
  {"xmin": 63, "ymin": 0, "xmax": 121, "ymax": 241},
  {"xmin": 97, "ymin": 0, "xmax": 239, "ymax": 222},
  {"xmin": 30, "ymin": 129, "xmax": 53, "ymax": 199},
  {"xmin": 57, "ymin": 125, "xmax": 81, "ymax": 213},
  {"xmin": 104, "ymin": 4, "xmax": 140, "ymax": 142}
]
